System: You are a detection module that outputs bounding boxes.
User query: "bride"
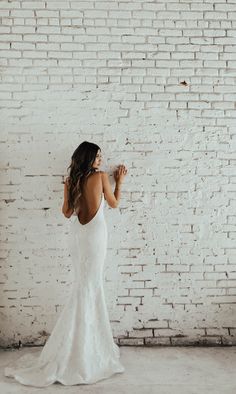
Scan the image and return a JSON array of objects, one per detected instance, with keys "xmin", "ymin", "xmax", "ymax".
[{"xmin": 4, "ymin": 141, "xmax": 128, "ymax": 387}]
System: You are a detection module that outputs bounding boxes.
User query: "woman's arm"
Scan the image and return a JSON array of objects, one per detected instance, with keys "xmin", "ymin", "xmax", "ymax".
[
  {"xmin": 101, "ymin": 165, "xmax": 127, "ymax": 208},
  {"xmin": 101, "ymin": 171, "xmax": 122, "ymax": 208},
  {"xmin": 62, "ymin": 177, "xmax": 74, "ymax": 218}
]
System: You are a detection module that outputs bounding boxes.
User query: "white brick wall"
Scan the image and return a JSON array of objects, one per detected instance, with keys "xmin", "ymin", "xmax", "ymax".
[{"xmin": 1, "ymin": 0, "xmax": 236, "ymax": 347}]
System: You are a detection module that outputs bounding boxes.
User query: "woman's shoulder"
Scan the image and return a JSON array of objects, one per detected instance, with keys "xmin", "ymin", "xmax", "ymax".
[
  {"xmin": 97, "ymin": 170, "xmax": 108, "ymax": 176},
  {"xmin": 64, "ymin": 171, "xmax": 106, "ymax": 184},
  {"xmin": 93, "ymin": 170, "xmax": 107, "ymax": 177},
  {"xmin": 90, "ymin": 171, "xmax": 106, "ymax": 189},
  {"xmin": 87, "ymin": 170, "xmax": 104, "ymax": 185}
]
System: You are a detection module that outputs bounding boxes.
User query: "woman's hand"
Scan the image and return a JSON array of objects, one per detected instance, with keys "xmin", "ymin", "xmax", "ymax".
[{"xmin": 113, "ymin": 165, "xmax": 128, "ymax": 184}]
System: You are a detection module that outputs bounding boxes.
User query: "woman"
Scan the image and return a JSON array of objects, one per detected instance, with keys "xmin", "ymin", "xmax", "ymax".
[{"xmin": 4, "ymin": 141, "xmax": 128, "ymax": 387}]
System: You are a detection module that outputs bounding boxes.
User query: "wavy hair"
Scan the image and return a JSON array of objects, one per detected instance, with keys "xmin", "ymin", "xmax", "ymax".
[{"xmin": 65, "ymin": 141, "xmax": 101, "ymax": 215}]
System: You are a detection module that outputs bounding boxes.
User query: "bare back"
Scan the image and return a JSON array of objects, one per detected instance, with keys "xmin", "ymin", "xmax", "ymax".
[{"xmin": 77, "ymin": 171, "xmax": 103, "ymax": 225}]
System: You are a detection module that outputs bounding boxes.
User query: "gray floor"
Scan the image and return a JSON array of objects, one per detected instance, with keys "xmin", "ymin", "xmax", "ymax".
[{"xmin": 0, "ymin": 346, "xmax": 236, "ymax": 394}]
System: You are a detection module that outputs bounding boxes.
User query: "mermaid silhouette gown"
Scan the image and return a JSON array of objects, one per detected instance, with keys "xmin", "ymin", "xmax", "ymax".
[{"xmin": 4, "ymin": 193, "xmax": 125, "ymax": 387}]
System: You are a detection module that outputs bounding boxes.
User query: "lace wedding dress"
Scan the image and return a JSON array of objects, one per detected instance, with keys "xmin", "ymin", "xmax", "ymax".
[{"xmin": 4, "ymin": 193, "xmax": 125, "ymax": 387}]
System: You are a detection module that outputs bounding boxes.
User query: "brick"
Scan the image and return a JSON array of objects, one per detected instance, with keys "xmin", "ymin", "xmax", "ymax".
[{"xmin": 1, "ymin": 0, "xmax": 236, "ymax": 349}]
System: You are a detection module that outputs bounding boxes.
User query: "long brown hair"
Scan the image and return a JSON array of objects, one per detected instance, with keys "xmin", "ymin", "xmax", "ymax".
[{"xmin": 65, "ymin": 141, "xmax": 101, "ymax": 215}]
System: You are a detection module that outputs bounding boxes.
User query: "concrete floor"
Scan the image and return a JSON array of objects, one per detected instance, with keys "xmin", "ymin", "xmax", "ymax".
[{"xmin": 1, "ymin": 346, "xmax": 236, "ymax": 394}]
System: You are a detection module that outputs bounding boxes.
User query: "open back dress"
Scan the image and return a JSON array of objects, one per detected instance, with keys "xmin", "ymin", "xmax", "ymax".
[{"xmin": 4, "ymin": 190, "xmax": 125, "ymax": 387}]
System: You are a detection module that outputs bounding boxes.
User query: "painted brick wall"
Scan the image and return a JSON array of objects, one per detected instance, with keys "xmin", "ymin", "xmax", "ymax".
[{"xmin": 1, "ymin": 0, "xmax": 236, "ymax": 347}]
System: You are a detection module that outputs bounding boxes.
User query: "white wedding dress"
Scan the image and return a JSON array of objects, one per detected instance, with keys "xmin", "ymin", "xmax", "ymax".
[{"xmin": 4, "ymin": 193, "xmax": 125, "ymax": 387}]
